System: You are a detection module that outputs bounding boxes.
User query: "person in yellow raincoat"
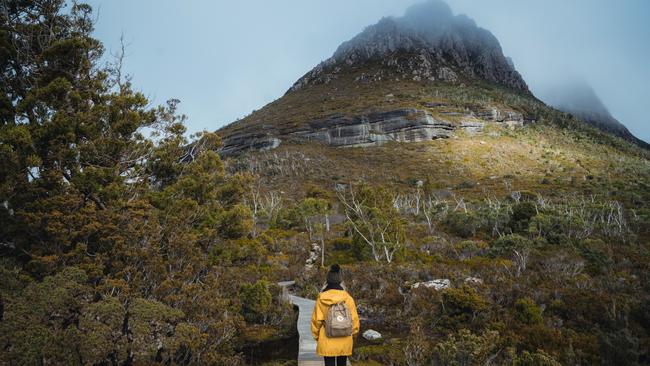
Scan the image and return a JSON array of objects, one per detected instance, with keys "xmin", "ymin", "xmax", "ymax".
[{"xmin": 311, "ymin": 264, "xmax": 360, "ymax": 366}]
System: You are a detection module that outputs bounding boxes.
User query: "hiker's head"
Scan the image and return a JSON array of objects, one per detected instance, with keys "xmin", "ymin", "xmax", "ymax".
[{"xmin": 327, "ymin": 264, "xmax": 342, "ymax": 284}]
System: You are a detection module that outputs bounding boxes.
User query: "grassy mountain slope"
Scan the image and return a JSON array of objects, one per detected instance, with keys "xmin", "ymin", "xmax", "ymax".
[
  {"xmin": 220, "ymin": 70, "xmax": 649, "ymax": 200},
  {"xmin": 215, "ymin": 16, "xmax": 650, "ymax": 365},
  {"xmin": 216, "ymin": 63, "xmax": 650, "ymax": 366}
]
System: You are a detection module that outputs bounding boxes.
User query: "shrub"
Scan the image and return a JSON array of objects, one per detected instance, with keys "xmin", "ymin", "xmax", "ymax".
[
  {"xmin": 330, "ymin": 237, "xmax": 353, "ymax": 250},
  {"xmin": 510, "ymin": 201, "xmax": 538, "ymax": 233},
  {"xmin": 514, "ymin": 350, "xmax": 561, "ymax": 366},
  {"xmin": 598, "ymin": 329, "xmax": 641, "ymax": 366},
  {"xmin": 128, "ymin": 298, "xmax": 186, "ymax": 362},
  {"xmin": 432, "ymin": 329, "xmax": 499, "ymax": 366},
  {"xmin": 515, "ymin": 297, "xmax": 543, "ymax": 325},
  {"xmin": 577, "ymin": 239, "xmax": 612, "ymax": 275},
  {"xmin": 441, "ymin": 285, "xmax": 488, "ymax": 324},
  {"xmin": 0, "ymin": 267, "xmax": 90, "ymax": 365},
  {"xmin": 453, "ymin": 240, "xmax": 487, "ymax": 260},
  {"xmin": 353, "ymin": 343, "xmax": 404, "ymax": 365},
  {"xmin": 444, "ymin": 211, "xmax": 483, "ymax": 238},
  {"xmin": 209, "ymin": 237, "xmax": 267, "ymax": 266},
  {"xmin": 219, "ymin": 204, "xmax": 253, "ymax": 239},
  {"xmin": 403, "ymin": 321, "xmax": 431, "ymax": 366},
  {"xmin": 326, "ymin": 237, "xmax": 357, "ymax": 265},
  {"xmin": 528, "ymin": 213, "xmax": 568, "ymax": 245},
  {"xmin": 489, "ymin": 234, "xmax": 534, "ymax": 257},
  {"xmin": 240, "ymin": 280, "xmax": 273, "ymax": 324}
]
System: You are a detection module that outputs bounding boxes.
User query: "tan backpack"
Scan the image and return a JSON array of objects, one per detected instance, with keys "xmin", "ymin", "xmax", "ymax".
[{"xmin": 325, "ymin": 301, "xmax": 353, "ymax": 337}]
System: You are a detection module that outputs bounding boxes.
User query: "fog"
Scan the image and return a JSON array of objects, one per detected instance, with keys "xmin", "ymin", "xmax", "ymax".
[{"xmin": 87, "ymin": 0, "xmax": 650, "ymax": 142}]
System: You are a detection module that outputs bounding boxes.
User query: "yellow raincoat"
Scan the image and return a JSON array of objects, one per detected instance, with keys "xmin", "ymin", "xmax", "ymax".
[{"xmin": 311, "ymin": 289, "xmax": 360, "ymax": 356}]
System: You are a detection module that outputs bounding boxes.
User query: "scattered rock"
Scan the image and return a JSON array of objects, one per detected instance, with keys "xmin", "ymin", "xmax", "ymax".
[
  {"xmin": 412, "ymin": 279, "xmax": 451, "ymax": 290},
  {"xmin": 334, "ymin": 183, "xmax": 347, "ymax": 192},
  {"xmin": 305, "ymin": 243, "xmax": 320, "ymax": 266},
  {"xmin": 464, "ymin": 277, "xmax": 484, "ymax": 285},
  {"xmin": 362, "ymin": 329, "xmax": 382, "ymax": 341},
  {"xmin": 438, "ymin": 67, "xmax": 458, "ymax": 82}
]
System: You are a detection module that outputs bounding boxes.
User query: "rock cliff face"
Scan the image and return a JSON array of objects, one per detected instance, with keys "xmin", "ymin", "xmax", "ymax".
[
  {"xmin": 220, "ymin": 106, "xmax": 528, "ymax": 155},
  {"xmin": 289, "ymin": 0, "xmax": 529, "ymax": 94},
  {"xmin": 293, "ymin": 109, "xmax": 454, "ymax": 147},
  {"xmin": 219, "ymin": 132, "xmax": 281, "ymax": 156}
]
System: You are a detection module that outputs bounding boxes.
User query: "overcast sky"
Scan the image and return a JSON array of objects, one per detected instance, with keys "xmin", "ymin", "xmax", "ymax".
[{"xmin": 86, "ymin": 0, "xmax": 650, "ymax": 142}]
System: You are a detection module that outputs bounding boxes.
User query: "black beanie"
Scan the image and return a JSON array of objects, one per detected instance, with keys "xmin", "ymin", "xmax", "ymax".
[{"xmin": 326, "ymin": 264, "xmax": 342, "ymax": 284}]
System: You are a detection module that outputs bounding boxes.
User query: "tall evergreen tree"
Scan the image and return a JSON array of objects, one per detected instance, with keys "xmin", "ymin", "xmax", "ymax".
[{"xmin": 0, "ymin": 2, "xmax": 259, "ymax": 364}]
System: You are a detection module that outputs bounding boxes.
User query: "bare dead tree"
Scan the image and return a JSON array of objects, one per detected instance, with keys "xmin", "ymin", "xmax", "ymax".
[
  {"xmin": 337, "ymin": 185, "xmax": 404, "ymax": 263},
  {"xmin": 422, "ymin": 194, "xmax": 449, "ymax": 234},
  {"xmin": 512, "ymin": 248, "xmax": 530, "ymax": 277}
]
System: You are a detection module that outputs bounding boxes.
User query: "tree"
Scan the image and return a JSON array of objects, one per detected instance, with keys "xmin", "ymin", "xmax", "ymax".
[
  {"xmin": 1, "ymin": 0, "xmax": 157, "ymax": 271},
  {"xmin": 298, "ymin": 197, "xmax": 331, "ymax": 267},
  {"xmin": 422, "ymin": 193, "xmax": 450, "ymax": 234},
  {"xmin": 0, "ymin": 2, "xmax": 254, "ymax": 364},
  {"xmin": 490, "ymin": 234, "xmax": 535, "ymax": 277},
  {"xmin": 239, "ymin": 280, "xmax": 273, "ymax": 324},
  {"xmin": 338, "ymin": 184, "xmax": 405, "ymax": 263},
  {"xmin": 514, "ymin": 297, "xmax": 543, "ymax": 325}
]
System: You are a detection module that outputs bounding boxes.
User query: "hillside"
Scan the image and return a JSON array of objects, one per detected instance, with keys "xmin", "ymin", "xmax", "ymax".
[
  {"xmin": 215, "ymin": 1, "xmax": 650, "ymax": 365},
  {"xmin": 2, "ymin": 1, "xmax": 650, "ymax": 366},
  {"xmin": 217, "ymin": 0, "xmax": 535, "ymax": 155}
]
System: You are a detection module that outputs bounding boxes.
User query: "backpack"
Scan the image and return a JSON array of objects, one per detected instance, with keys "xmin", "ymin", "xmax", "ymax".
[{"xmin": 325, "ymin": 301, "xmax": 352, "ymax": 338}]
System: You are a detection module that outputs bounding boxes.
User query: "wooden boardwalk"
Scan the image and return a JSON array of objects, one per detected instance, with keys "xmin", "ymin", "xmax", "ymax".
[
  {"xmin": 278, "ymin": 281, "xmax": 351, "ymax": 366},
  {"xmin": 290, "ymin": 294, "xmax": 322, "ymax": 364}
]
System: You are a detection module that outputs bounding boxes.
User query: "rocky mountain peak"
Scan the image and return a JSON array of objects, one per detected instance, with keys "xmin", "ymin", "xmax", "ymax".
[{"xmin": 290, "ymin": 0, "xmax": 529, "ymax": 93}]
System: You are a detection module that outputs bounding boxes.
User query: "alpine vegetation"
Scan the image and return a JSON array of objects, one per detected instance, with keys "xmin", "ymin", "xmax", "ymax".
[{"xmin": 1, "ymin": 0, "xmax": 649, "ymax": 365}]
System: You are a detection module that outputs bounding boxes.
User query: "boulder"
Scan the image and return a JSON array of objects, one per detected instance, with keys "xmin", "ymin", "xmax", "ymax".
[
  {"xmin": 412, "ymin": 279, "xmax": 451, "ymax": 290},
  {"xmin": 305, "ymin": 243, "xmax": 320, "ymax": 265},
  {"xmin": 464, "ymin": 277, "xmax": 484, "ymax": 285},
  {"xmin": 362, "ymin": 329, "xmax": 382, "ymax": 341}
]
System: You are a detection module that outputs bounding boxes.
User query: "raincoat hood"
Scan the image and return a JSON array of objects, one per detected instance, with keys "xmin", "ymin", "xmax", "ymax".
[{"xmin": 318, "ymin": 289, "xmax": 349, "ymax": 306}]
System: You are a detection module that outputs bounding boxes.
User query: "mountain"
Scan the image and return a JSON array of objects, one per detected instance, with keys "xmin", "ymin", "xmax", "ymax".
[
  {"xmin": 211, "ymin": 3, "xmax": 650, "ymax": 361},
  {"xmin": 217, "ymin": 0, "xmax": 538, "ymax": 156},
  {"xmin": 538, "ymin": 80, "xmax": 649, "ymax": 149},
  {"xmin": 3, "ymin": 2, "xmax": 649, "ymax": 366},
  {"xmin": 290, "ymin": 0, "xmax": 529, "ymax": 94},
  {"xmin": 213, "ymin": 0, "xmax": 649, "ymax": 213}
]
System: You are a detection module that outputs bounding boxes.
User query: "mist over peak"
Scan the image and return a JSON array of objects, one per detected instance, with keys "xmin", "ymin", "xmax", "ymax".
[
  {"xmin": 539, "ymin": 78, "xmax": 612, "ymax": 119},
  {"xmin": 538, "ymin": 78, "xmax": 649, "ymax": 148},
  {"xmin": 399, "ymin": 1, "xmax": 485, "ymax": 39},
  {"xmin": 290, "ymin": 0, "xmax": 529, "ymax": 93},
  {"xmin": 401, "ymin": 0, "xmax": 456, "ymax": 33}
]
